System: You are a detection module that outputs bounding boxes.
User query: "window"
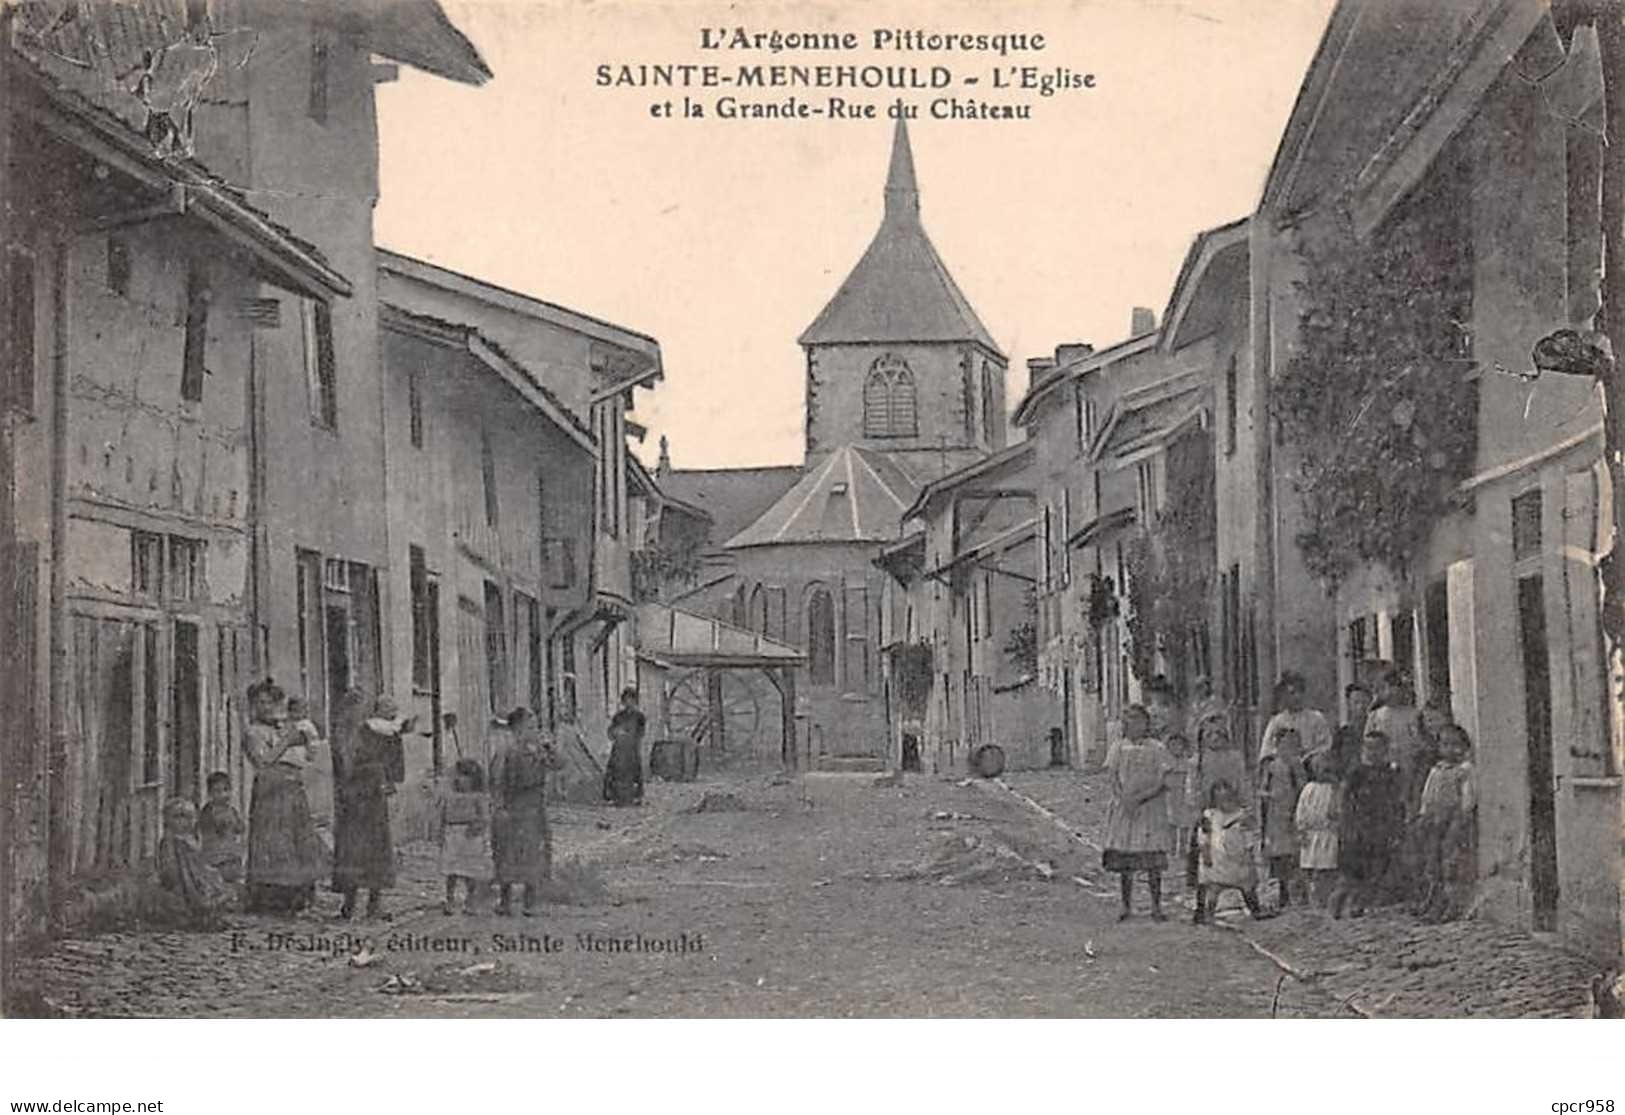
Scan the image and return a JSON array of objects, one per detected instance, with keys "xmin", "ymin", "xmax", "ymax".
[
  {"xmin": 302, "ymin": 299, "xmax": 337, "ymax": 428},
  {"xmin": 1074, "ymin": 383, "xmax": 1097, "ymax": 453},
  {"xmin": 5, "ymin": 246, "xmax": 34, "ymax": 411},
  {"xmin": 807, "ymin": 587, "xmax": 835, "ymax": 686},
  {"xmin": 410, "ymin": 545, "xmax": 431, "ymax": 691},
  {"xmin": 484, "ymin": 580, "xmax": 509, "ymax": 715},
  {"xmin": 1041, "ymin": 505, "xmax": 1052, "ymax": 591},
  {"xmin": 749, "ymin": 584, "xmax": 768, "ymax": 635},
  {"xmin": 142, "ymin": 622, "xmax": 161, "ymax": 785},
  {"xmin": 1224, "ymin": 355, "xmax": 1238, "ymax": 456},
  {"xmin": 1062, "ymin": 487, "xmax": 1073, "ymax": 585},
  {"xmin": 308, "ymin": 28, "xmax": 329, "ymax": 124},
  {"xmin": 1135, "ymin": 459, "xmax": 1156, "ymax": 521},
  {"xmin": 1512, "ymin": 488, "xmax": 1543, "ymax": 563},
  {"xmin": 408, "ymin": 369, "xmax": 423, "ymax": 448},
  {"xmin": 480, "ymin": 428, "xmax": 499, "ymax": 528},
  {"xmin": 844, "ymin": 583, "xmax": 870, "ymax": 692},
  {"xmin": 107, "ymin": 237, "xmax": 130, "ymax": 297},
  {"xmin": 862, "ymin": 356, "xmax": 917, "ymax": 438},
  {"xmin": 167, "ymin": 536, "xmax": 204, "ymax": 602},
  {"xmin": 181, "ymin": 265, "xmax": 208, "ymax": 402},
  {"xmin": 132, "ymin": 531, "xmax": 163, "ymax": 598}
]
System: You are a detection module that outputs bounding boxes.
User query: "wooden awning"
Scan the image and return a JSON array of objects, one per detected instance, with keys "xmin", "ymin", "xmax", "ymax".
[{"xmin": 635, "ymin": 602, "xmax": 805, "ymax": 669}]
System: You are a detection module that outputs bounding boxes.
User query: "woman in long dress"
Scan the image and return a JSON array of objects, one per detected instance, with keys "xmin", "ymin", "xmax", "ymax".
[
  {"xmin": 603, "ymin": 688, "xmax": 646, "ymax": 806},
  {"xmin": 332, "ymin": 694, "xmax": 408, "ymax": 920},
  {"xmin": 243, "ymin": 680, "xmax": 324, "ymax": 914},
  {"xmin": 490, "ymin": 707, "xmax": 562, "ymax": 916}
]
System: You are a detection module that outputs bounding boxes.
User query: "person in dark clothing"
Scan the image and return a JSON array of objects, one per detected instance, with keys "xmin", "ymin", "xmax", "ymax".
[
  {"xmin": 604, "ymin": 688, "xmax": 647, "ymax": 806},
  {"xmin": 332, "ymin": 694, "xmax": 409, "ymax": 920},
  {"xmin": 1332, "ymin": 729, "xmax": 1405, "ymax": 918},
  {"xmin": 490, "ymin": 708, "xmax": 563, "ymax": 916},
  {"xmin": 1332, "ymin": 681, "xmax": 1372, "ymax": 779}
]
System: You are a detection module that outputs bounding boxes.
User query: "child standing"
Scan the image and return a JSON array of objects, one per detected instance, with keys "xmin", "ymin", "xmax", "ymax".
[
  {"xmin": 1193, "ymin": 780, "xmax": 1274, "ymax": 923},
  {"xmin": 1414, "ymin": 724, "xmax": 1477, "ymax": 923},
  {"xmin": 1333, "ymin": 729, "xmax": 1404, "ymax": 918},
  {"xmin": 1259, "ymin": 725, "xmax": 1307, "ymax": 908},
  {"xmin": 1102, "ymin": 705, "xmax": 1175, "ymax": 922},
  {"xmin": 1294, "ymin": 750, "xmax": 1341, "ymax": 907},
  {"xmin": 198, "ymin": 771, "xmax": 245, "ymax": 884},
  {"xmin": 438, "ymin": 759, "xmax": 490, "ymax": 915}
]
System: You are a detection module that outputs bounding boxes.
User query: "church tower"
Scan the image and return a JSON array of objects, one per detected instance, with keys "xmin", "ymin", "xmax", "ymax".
[{"xmin": 798, "ymin": 120, "xmax": 1007, "ymax": 479}]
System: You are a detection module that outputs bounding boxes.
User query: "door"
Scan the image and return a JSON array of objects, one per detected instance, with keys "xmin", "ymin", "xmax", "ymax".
[
  {"xmin": 426, "ymin": 576, "xmax": 443, "ymax": 774},
  {"xmin": 170, "ymin": 620, "xmax": 201, "ymax": 803},
  {"xmin": 324, "ymin": 600, "xmax": 352, "ymax": 720},
  {"xmin": 1516, "ymin": 573, "xmax": 1560, "ymax": 931}
]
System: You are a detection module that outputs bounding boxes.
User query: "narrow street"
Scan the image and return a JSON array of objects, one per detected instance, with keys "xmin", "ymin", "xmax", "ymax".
[{"xmin": 21, "ymin": 769, "xmax": 1359, "ymax": 1019}]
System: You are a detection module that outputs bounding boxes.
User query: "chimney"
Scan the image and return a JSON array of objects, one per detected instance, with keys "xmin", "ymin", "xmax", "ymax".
[
  {"xmin": 657, "ymin": 434, "xmax": 671, "ymax": 475},
  {"xmin": 1055, "ymin": 342, "xmax": 1095, "ymax": 367},
  {"xmin": 1131, "ymin": 307, "xmax": 1157, "ymax": 337}
]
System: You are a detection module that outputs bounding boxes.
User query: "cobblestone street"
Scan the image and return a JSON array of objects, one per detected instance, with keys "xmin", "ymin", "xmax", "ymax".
[
  {"xmin": 999, "ymin": 769, "xmax": 1601, "ymax": 1018},
  {"xmin": 17, "ymin": 769, "xmax": 1373, "ymax": 1018}
]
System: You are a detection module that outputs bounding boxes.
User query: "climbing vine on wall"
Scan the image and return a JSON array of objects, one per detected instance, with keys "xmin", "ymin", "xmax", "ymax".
[
  {"xmin": 1274, "ymin": 160, "xmax": 1478, "ymax": 587},
  {"xmin": 1003, "ymin": 586, "xmax": 1038, "ymax": 677},
  {"xmin": 1125, "ymin": 427, "xmax": 1216, "ymax": 693},
  {"xmin": 630, "ymin": 535, "xmax": 703, "ymax": 602}
]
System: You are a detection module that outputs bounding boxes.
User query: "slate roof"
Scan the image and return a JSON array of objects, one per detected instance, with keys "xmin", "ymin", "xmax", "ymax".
[
  {"xmin": 1261, "ymin": 0, "xmax": 1510, "ymax": 222},
  {"xmin": 658, "ymin": 465, "xmax": 803, "ymax": 548},
  {"xmin": 724, "ymin": 445, "xmax": 920, "ymax": 549},
  {"xmin": 798, "ymin": 120, "xmax": 1001, "ymax": 354}
]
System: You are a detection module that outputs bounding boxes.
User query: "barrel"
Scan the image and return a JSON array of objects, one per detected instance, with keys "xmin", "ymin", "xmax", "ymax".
[{"xmin": 972, "ymin": 743, "xmax": 1006, "ymax": 779}]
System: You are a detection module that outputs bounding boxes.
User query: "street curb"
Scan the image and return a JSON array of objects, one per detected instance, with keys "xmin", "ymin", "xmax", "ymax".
[{"xmin": 990, "ymin": 775, "xmax": 1374, "ymax": 1018}]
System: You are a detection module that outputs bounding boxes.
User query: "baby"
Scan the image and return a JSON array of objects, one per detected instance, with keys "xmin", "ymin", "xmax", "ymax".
[{"xmin": 280, "ymin": 696, "xmax": 322, "ymax": 769}]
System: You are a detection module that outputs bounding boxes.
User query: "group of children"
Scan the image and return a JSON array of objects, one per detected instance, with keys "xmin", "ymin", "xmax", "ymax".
[
  {"xmin": 154, "ymin": 771, "xmax": 246, "ymax": 926},
  {"xmin": 1103, "ymin": 678, "xmax": 1478, "ymax": 926}
]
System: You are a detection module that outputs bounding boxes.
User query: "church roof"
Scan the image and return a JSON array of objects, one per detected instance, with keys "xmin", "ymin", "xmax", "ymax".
[
  {"xmin": 659, "ymin": 465, "xmax": 803, "ymax": 547},
  {"xmin": 798, "ymin": 121, "xmax": 1002, "ymax": 355},
  {"xmin": 723, "ymin": 446, "xmax": 921, "ymax": 549}
]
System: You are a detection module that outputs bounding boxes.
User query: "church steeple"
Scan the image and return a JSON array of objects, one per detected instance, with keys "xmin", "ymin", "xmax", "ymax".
[
  {"xmin": 883, "ymin": 118, "xmax": 919, "ymax": 223},
  {"xmin": 798, "ymin": 122, "xmax": 1000, "ymax": 354}
]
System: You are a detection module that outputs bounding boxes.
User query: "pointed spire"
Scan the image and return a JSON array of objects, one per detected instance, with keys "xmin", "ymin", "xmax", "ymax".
[
  {"xmin": 657, "ymin": 434, "xmax": 671, "ymax": 475},
  {"xmin": 883, "ymin": 118, "xmax": 918, "ymax": 223}
]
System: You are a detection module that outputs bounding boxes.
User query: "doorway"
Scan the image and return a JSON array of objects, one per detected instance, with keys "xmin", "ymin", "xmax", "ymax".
[
  {"xmin": 324, "ymin": 601, "xmax": 352, "ymax": 721},
  {"xmin": 1516, "ymin": 573, "xmax": 1559, "ymax": 932},
  {"xmin": 170, "ymin": 620, "xmax": 201, "ymax": 802}
]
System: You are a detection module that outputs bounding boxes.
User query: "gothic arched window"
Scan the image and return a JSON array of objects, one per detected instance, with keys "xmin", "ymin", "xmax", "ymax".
[
  {"xmin": 749, "ymin": 584, "xmax": 768, "ymax": 635},
  {"xmin": 806, "ymin": 586, "xmax": 836, "ymax": 685},
  {"xmin": 863, "ymin": 356, "xmax": 918, "ymax": 438}
]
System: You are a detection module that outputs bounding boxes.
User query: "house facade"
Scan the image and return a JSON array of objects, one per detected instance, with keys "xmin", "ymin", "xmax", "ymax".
[
  {"xmin": 878, "ymin": 441, "xmax": 1049, "ymax": 774},
  {"xmin": 377, "ymin": 252, "xmax": 664, "ymax": 770},
  {"xmin": 0, "ymin": 0, "xmax": 488, "ymax": 952},
  {"xmin": 1249, "ymin": 0, "xmax": 1620, "ymax": 958}
]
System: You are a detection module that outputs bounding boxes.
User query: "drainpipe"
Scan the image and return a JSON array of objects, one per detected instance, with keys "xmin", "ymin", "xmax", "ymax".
[
  {"xmin": 45, "ymin": 239, "xmax": 68, "ymax": 924},
  {"xmin": 1593, "ymin": 10, "xmax": 1625, "ymax": 968}
]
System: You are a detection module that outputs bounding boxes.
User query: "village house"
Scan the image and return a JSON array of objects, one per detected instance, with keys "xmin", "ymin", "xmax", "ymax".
[
  {"xmin": 0, "ymin": 0, "xmax": 488, "ymax": 945},
  {"xmin": 876, "ymin": 439, "xmax": 1048, "ymax": 774},
  {"xmin": 1243, "ymin": 0, "xmax": 1621, "ymax": 960},
  {"xmin": 376, "ymin": 251, "xmax": 668, "ymax": 768}
]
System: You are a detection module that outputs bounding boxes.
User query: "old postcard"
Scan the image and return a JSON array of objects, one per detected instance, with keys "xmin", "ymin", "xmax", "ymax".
[{"xmin": 1, "ymin": 0, "xmax": 1623, "ymax": 1025}]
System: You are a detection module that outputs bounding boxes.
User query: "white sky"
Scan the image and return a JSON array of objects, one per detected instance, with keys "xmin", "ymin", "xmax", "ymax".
[{"xmin": 375, "ymin": 0, "xmax": 1336, "ymax": 470}]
